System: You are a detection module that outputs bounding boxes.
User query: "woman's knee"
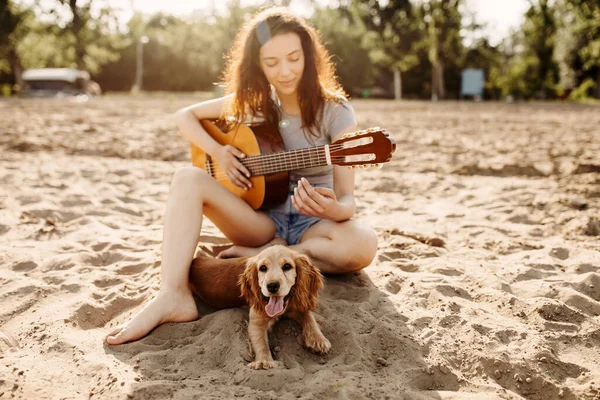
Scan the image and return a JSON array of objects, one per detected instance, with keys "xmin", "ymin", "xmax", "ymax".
[
  {"xmin": 336, "ymin": 223, "xmax": 378, "ymax": 272},
  {"xmin": 170, "ymin": 166, "xmax": 208, "ymax": 192},
  {"xmin": 350, "ymin": 226, "xmax": 378, "ymax": 269}
]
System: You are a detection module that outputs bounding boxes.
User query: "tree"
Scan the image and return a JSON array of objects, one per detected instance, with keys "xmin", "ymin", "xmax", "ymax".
[
  {"xmin": 420, "ymin": 0, "xmax": 464, "ymax": 100},
  {"xmin": 0, "ymin": 0, "xmax": 31, "ymax": 90},
  {"xmin": 352, "ymin": 0, "xmax": 422, "ymax": 98},
  {"xmin": 311, "ymin": 6, "xmax": 375, "ymax": 95},
  {"xmin": 522, "ymin": 0, "xmax": 559, "ymax": 98},
  {"xmin": 37, "ymin": 0, "xmax": 124, "ymax": 73},
  {"xmin": 561, "ymin": 0, "xmax": 600, "ymax": 98}
]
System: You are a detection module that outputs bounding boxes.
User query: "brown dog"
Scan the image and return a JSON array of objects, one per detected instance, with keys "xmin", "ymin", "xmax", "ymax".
[{"xmin": 189, "ymin": 245, "xmax": 330, "ymax": 369}]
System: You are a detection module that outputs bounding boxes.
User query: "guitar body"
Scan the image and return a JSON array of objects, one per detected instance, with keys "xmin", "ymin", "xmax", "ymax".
[{"xmin": 191, "ymin": 120, "xmax": 289, "ymax": 210}]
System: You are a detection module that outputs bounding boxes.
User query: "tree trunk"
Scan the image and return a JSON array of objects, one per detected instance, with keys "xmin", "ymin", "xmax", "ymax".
[
  {"xmin": 438, "ymin": 60, "xmax": 446, "ymax": 99},
  {"xmin": 431, "ymin": 62, "xmax": 438, "ymax": 101},
  {"xmin": 69, "ymin": 0, "xmax": 86, "ymax": 70},
  {"xmin": 9, "ymin": 48, "xmax": 24, "ymax": 92},
  {"xmin": 596, "ymin": 69, "xmax": 600, "ymax": 100},
  {"xmin": 394, "ymin": 68, "xmax": 402, "ymax": 100}
]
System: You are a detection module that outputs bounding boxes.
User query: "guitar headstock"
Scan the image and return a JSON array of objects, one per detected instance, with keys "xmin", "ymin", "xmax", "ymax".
[{"xmin": 331, "ymin": 127, "xmax": 396, "ymax": 168}]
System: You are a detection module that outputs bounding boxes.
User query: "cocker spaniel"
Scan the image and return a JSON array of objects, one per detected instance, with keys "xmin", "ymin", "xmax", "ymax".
[{"xmin": 189, "ymin": 245, "xmax": 330, "ymax": 369}]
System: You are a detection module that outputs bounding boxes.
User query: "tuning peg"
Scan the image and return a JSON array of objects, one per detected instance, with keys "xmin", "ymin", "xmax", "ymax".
[
  {"xmin": 360, "ymin": 165, "xmax": 367, "ymax": 169},
  {"xmin": 347, "ymin": 165, "xmax": 355, "ymax": 169},
  {"xmin": 376, "ymin": 163, "xmax": 383, "ymax": 169}
]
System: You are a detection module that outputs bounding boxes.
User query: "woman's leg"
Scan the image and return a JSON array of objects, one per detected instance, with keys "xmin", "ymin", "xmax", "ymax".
[
  {"xmin": 106, "ymin": 166, "xmax": 277, "ymax": 344},
  {"xmin": 292, "ymin": 219, "xmax": 378, "ymax": 274}
]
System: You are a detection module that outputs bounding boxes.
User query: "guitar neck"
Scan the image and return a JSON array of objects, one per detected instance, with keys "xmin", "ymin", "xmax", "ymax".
[{"xmin": 242, "ymin": 145, "xmax": 330, "ymax": 176}]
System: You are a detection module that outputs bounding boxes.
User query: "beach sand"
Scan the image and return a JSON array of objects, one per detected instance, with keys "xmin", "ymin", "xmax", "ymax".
[{"xmin": 0, "ymin": 95, "xmax": 599, "ymax": 399}]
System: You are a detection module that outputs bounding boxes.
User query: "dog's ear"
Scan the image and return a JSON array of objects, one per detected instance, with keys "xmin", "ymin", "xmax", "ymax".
[
  {"xmin": 239, "ymin": 257, "xmax": 262, "ymax": 308},
  {"xmin": 291, "ymin": 253, "xmax": 324, "ymax": 313}
]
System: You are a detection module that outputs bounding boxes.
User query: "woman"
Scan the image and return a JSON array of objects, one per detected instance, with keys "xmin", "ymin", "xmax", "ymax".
[{"xmin": 106, "ymin": 7, "xmax": 377, "ymax": 345}]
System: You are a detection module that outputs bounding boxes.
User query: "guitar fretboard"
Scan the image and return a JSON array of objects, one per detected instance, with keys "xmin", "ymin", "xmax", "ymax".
[{"xmin": 241, "ymin": 145, "xmax": 329, "ymax": 176}]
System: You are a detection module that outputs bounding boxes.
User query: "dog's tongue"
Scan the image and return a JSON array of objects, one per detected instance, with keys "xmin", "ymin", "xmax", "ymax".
[{"xmin": 265, "ymin": 296, "xmax": 284, "ymax": 317}]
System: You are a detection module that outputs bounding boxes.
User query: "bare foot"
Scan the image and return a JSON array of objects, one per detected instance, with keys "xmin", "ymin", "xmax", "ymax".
[
  {"xmin": 105, "ymin": 288, "xmax": 198, "ymax": 345},
  {"xmin": 217, "ymin": 245, "xmax": 261, "ymax": 259},
  {"xmin": 217, "ymin": 237, "xmax": 287, "ymax": 259}
]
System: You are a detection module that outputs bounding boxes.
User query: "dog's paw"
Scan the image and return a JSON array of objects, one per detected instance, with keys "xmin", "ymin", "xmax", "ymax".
[
  {"xmin": 248, "ymin": 359, "xmax": 280, "ymax": 370},
  {"xmin": 304, "ymin": 334, "xmax": 331, "ymax": 355}
]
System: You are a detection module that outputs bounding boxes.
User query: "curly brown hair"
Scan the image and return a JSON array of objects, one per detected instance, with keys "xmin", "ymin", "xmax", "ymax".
[{"xmin": 221, "ymin": 7, "xmax": 347, "ymax": 141}]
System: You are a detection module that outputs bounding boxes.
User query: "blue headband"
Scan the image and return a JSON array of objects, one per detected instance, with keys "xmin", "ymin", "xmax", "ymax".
[{"xmin": 255, "ymin": 20, "xmax": 271, "ymax": 46}]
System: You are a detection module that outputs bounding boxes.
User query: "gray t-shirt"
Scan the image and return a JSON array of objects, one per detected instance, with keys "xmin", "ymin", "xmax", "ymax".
[
  {"xmin": 269, "ymin": 98, "xmax": 356, "ymax": 214},
  {"xmin": 278, "ymin": 98, "xmax": 356, "ymax": 187}
]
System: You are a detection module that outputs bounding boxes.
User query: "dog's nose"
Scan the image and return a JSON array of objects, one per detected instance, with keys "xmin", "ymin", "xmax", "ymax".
[{"xmin": 266, "ymin": 281, "xmax": 280, "ymax": 294}]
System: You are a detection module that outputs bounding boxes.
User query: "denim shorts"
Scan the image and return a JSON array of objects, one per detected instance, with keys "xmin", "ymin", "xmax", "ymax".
[
  {"xmin": 267, "ymin": 211, "xmax": 321, "ymax": 245},
  {"xmin": 266, "ymin": 179, "xmax": 330, "ymax": 245}
]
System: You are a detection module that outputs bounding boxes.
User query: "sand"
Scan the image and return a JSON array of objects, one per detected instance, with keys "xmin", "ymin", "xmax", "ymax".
[{"xmin": 0, "ymin": 94, "xmax": 599, "ymax": 399}]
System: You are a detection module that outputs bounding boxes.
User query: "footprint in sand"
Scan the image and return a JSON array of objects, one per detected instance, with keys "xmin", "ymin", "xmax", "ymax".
[
  {"xmin": 80, "ymin": 251, "xmax": 139, "ymax": 268},
  {"xmin": 569, "ymin": 273, "xmax": 600, "ymax": 302},
  {"xmin": 12, "ymin": 260, "xmax": 38, "ymax": 272},
  {"xmin": 0, "ymin": 331, "xmax": 19, "ymax": 353},
  {"xmin": 60, "ymin": 198, "xmax": 93, "ymax": 207},
  {"xmin": 434, "ymin": 284, "xmax": 473, "ymax": 300},
  {"xmin": 116, "ymin": 196, "xmax": 146, "ymax": 205},
  {"xmin": 112, "ymin": 205, "xmax": 144, "ymax": 217},
  {"xmin": 72, "ymin": 294, "xmax": 145, "ymax": 330},
  {"xmin": 40, "ymin": 254, "xmax": 76, "ymax": 272},
  {"xmin": 116, "ymin": 262, "xmax": 149, "ymax": 275},
  {"xmin": 549, "ymin": 247, "xmax": 569, "ymax": 260},
  {"xmin": 0, "ymin": 224, "xmax": 9, "ymax": 235},
  {"xmin": 93, "ymin": 277, "xmax": 124, "ymax": 288},
  {"xmin": 384, "ymin": 275, "xmax": 405, "ymax": 294}
]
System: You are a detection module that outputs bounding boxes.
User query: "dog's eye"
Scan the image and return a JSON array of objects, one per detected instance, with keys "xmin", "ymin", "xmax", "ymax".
[
  {"xmin": 282, "ymin": 263, "xmax": 292, "ymax": 271},
  {"xmin": 259, "ymin": 265, "xmax": 267, "ymax": 272}
]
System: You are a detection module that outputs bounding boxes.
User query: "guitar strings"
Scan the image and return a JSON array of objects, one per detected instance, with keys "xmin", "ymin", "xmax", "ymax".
[
  {"xmin": 206, "ymin": 145, "xmax": 357, "ymax": 177},
  {"xmin": 218, "ymin": 143, "xmax": 347, "ymax": 169},
  {"xmin": 207, "ymin": 147, "xmax": 332, "ymax": 174},
  {"xmin": 210, "ymin": 149, "xmax": 342, "ymax": 174},
  {"xmin": 207, "ymin": 155, "xmax": 362, "ymax": 180},
  {"xmin": 201, "ymin": 140, "xmax": 368, "ymax": 181},
  {"xmin": 209, "ymin": 157, "xmax": 350, "ymax": 180}
]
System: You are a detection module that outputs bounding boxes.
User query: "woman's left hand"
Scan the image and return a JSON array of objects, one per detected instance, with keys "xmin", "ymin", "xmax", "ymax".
[{"xmin": 291, "ymin": 178, "xmax": 339, "ymax": 220}]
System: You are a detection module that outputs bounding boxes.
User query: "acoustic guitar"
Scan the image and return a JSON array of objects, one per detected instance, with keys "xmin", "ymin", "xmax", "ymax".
[{"xmin": 190, "ymin": 120, "xmax": 396, "ymax": 210}]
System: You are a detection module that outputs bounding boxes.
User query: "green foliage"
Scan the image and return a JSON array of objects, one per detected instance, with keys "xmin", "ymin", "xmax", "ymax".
[
  {"xmin": 420, "ymin": 0, "xmax": 465, "ymax": 98},
  {"xmin": 568, "ymin": 77, "xmax": 597, "ymax": 100},
  {"xmin": 18, "ymin": 0, "xmax": 125, "ymax": 73},
  {"xmin": 96, "ymin": 2, "xmax": 259, "ymax": 92},
  {"xmin": 1, "ymin": 0, "xmax": 599, "ymax": 99},
  {"xmin": 350, "ymin": 0, "xmax": 423, "ymax": 96},
  {"xmin": 521, "ymin": 0, "xmax": 559, "ymax": 98},
  {"xmin": 557, "ymin": 0, "xmax": 600, "ymax": 98},
  {"xmin": 312, "ymin": 6, "xmax": 375, "ymax": 93}
]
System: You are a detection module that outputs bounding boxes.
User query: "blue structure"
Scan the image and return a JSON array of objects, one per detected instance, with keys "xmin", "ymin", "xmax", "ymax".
[{"xmin": 460, "ymin": 69, "xmax": 485, "ymax": 100}]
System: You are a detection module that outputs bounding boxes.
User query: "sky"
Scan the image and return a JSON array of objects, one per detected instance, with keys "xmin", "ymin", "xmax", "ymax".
[{"xmin": 18, "ymin": 0, "xmax": 531, "ymax": 47}]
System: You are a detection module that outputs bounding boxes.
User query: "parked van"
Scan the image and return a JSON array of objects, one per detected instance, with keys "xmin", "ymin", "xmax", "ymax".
[{"xmin": 22, "ymin": 68, "xmax": 101, "ymax": 97}]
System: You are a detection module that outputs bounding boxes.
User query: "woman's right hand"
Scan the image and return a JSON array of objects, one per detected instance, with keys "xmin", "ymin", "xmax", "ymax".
[{"xmin": 213, "ymin": 145, "xmax": 252, "ymax": 190}]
